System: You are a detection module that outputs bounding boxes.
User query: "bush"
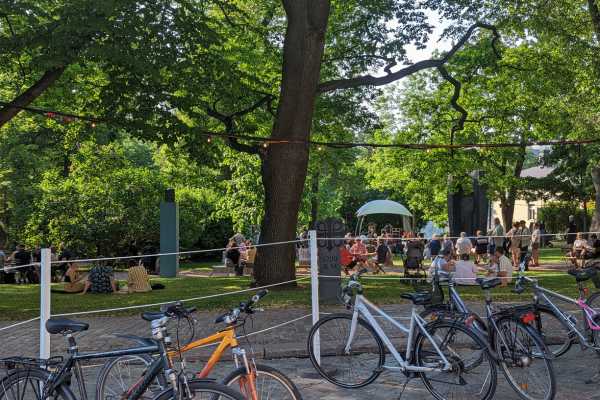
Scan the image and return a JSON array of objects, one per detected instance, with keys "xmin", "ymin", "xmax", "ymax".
[{"xmin": 538, "ymin": 201, "xmax": 593, "ymax": 235}]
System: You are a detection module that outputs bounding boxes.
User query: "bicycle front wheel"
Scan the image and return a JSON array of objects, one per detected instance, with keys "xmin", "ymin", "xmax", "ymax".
[
  {"xmin": 493, "ymin": 316, "xmax": 556, "ymax": 400},
  {"xmin": 0, "ymin": 367, "xmax": 76, "ymax": 400},
  {"xmin": 153, "ymin": 379, "xmax": 244, "ymax": 400},
  {"xmin": 222, "ymin": 363, "xmax": 302, "ymax": 399},
  {"xmin": 307, "ymin": 313, "xmax": 384, "ymax": 388},
  {"xmin": 415, "ymin": 320, "xmax": 497, "ymax": 400}
]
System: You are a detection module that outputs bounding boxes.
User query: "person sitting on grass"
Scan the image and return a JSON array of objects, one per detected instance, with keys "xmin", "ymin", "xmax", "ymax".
[
  {"xmin": 485, "ymin": 247, "xmax": 512, "ymax": 286},
  {"xmin": 453, "ymin": 253, "xmax": 479, "ymax": 285},
  {"xmin": 428, "ymin": 249, "xmax": 455, "ymax": 278},
  {"xmin": 63, "ymin": 262, "xmax": 86, "ymax": 293},
  {"xmin": 81, "ymin": 263, "xmax": 117, "ymax": 294},
  {"xmin": 127, "ymin": 262, "xmax": 152, "ymax": 293}
]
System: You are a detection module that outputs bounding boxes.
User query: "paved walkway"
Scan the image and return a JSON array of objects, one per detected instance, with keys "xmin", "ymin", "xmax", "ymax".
[{"xmin": 2, "ymin": 302, "xmax": 600, "ymax": 398}]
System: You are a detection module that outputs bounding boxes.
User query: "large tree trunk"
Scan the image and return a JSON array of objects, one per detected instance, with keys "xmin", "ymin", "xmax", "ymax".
[
  {"xmin": 500, "ymin": 195, "xmax": 516, "ymax": 228},
  {"xmin": 592, "ymin": 165, "xmax": 600, "ymax": 232},
  {"xmin": 253, "ymin": 0, "xmax": 330, "ymax": 286},
  {"xmin": 0, "ymin": 67, "xmax": 66, "ymax": 128}
]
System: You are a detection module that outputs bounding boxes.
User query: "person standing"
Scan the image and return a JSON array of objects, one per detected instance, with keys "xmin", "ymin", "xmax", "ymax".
[
  {"xmin": 519, "ymin": 220, "xmax": 531, "ymax": 267},
  {"xmin": 442, "ymin": 235, "xmax": 454, "ymax": 256},
  {"xmin": 488, "ymin": 218, "xmax": 505, "ymax": 254},
  {"xmin": 10, "ymin": 244, "xmax": 35, "ymax": 283},
  {"xmin": 567, "ymin": 215, "xmax": 577, "ymax": 246},
  {"xmin": 429, "ymin": 234, "xmax": 442, "ymax": 258},
  {"xmin": 456, "ymin": 232, "xmax": 473, "ymax": 257},
  {"xmin": 531, "ymin": 222, "xmax": 541, "ymax": 267},
  {"xmin": 507, "ymin": 222, "xmax": 521, "ymax": 268}
]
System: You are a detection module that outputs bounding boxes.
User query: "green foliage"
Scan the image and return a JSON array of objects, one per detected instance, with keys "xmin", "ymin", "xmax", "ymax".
[{"xmin": 537, "ymin": 202, "xmax": 593, "ymax": 235}]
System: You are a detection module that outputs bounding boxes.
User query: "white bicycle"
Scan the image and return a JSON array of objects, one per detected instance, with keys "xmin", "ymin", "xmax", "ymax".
[{"xmin": 307, "ymin": 269, "xmax": 497, "ymax": 400}]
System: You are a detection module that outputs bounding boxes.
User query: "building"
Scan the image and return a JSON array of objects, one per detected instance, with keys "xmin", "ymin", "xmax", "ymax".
[{"xmin": 490, "ymin": 166, "xmax": 555, "ymax": 225}]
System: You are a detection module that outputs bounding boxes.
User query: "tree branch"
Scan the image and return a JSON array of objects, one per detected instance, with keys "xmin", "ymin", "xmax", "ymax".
[
  {"xmin": 0, "ymin": 67, "xmax": 66, "ymax": 128},
  {"xmin": 317, "ymin": 22, "xmax": 500, "ymax": 93},
  {"xmin": 437, "ymin": 65, "xmax": 468, "ymax": 137}
]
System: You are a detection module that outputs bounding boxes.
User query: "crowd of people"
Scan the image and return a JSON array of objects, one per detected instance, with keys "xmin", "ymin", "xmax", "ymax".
[
  {"xmin": 339, "ymin": 216, "xmax": 600, "ymax": 286},
  {"xmin": 0, "ymin": 242, "xmax": 156, "ymax": 295}
]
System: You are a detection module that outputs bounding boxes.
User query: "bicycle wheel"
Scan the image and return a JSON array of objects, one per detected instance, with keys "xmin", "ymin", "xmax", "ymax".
[
  {"xmin": 153, "ymin": 379, "xmax": 245, "ymax": 400},
  {"xmin": 307, "ymin": 313, "xmax": 384, "ymax": 388},
  {"xmin": 414, "ymin": 320, "xmax": 497, "ymax": 400},
  {"xmin": 531, "ymin": 305, "xmax": 573, "ymax": 357},
  {"xmin": 585, "ymin": 291, "xmax": 600, "ymax": 346},
  {"xmin": 0, "ymin": 368, "xmax": 76, "ymax": 400},
  {"xmin": 222, "ymin": 363, "xmax": 302, "ymax": 400},
  {"xmin": 96, "ymin": 354, "xmax": 166, "ymax": 400},
  {"xmin": 493, "ymin": 316, "xmax": 556, "ymax": 400}
]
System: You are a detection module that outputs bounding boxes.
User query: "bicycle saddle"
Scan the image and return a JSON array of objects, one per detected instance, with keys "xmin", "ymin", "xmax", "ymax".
[
  {"xmin": 400, "ymin": 291, "xmax": 432, "ymax": 305},
  {"xmin": 141, "ymin": 312, "xmax": 166, "ymax": 321},
  {"xmin": 476, "ymin": 277, "xmax": 502, "ymax": 290},
  {"xmin": 46, "ymin": 318, "xmax": 89, "ymax": 335},
  {"xmin": 568, "ymin": 267, "xmax": 597, "ymax": 282}
]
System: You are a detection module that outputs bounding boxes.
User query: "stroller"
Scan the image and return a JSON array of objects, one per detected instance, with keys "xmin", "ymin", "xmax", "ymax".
[{"xmin": 403, "ymin": 240, "xmax": 426, "ymax": 280}]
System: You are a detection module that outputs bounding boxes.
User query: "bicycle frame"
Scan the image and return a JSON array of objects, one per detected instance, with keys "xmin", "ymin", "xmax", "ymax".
[
  {"xmin": 349, "ymin": 294, "xmax": 452, "ymax": 372},
  {"xmin": 45, "ymin": 335, "xmax": 163, "ymax": 400},
  {"xmin": 175, "ymin": 327, "xmax": 240, "ymax": 378},
  {"xmin": 172, "ymin": 326, "xmax": 259, "ymax": 400},
  {"xmin": 530, "ymin": 281, "xmax": 600, "ymax": 349}
]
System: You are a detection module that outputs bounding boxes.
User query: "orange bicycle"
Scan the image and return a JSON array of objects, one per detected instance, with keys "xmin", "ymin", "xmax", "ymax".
[{"xmin": 96, "ymin": 291, "xmax": 302, "ymax": 400}]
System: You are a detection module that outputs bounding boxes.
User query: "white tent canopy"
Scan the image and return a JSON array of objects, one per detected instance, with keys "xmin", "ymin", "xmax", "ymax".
[
  {"xmin": 355, "ymin": 200, "xmax": 413, "ymax": 234},
  {"xmin": 356, "ymin": 200, "xmax": 412, "ymax": 217}
]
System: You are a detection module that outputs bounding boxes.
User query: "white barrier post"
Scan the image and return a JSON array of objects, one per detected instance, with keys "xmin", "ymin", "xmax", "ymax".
[
  {"xmin": 40, "ymin": 248, "xmax": 51, "ymax": 359},
  {"xmin": 309, "ymin": 230, "xmax": 320, "ymax": 364}
]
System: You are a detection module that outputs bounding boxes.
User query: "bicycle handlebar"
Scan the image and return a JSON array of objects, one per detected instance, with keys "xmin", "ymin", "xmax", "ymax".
[{"xmin": 215, "ymin": 290, "xmax": 269, "ymax": 325}]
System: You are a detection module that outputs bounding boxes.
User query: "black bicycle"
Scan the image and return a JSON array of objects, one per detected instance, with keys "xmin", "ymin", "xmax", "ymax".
[
  {"xmin": 421, "ymin": 273, "xmax": 556, "ymax": 400},
  {"xmin": 0, "ymin": 316, "xmax": 244, "ymax": 400}
]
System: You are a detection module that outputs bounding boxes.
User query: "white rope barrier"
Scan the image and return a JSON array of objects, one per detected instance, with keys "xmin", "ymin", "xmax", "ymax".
[
  {"xmin": 241, "ymin": 314, "xmax": 312, "ymax": 338},
  {"xmin": 0, "ymin": 317, "xmax": 40, "ymax": 332},
  {"xmin": 0, "ymin": 262, "xmax": 40, "ymax": 272},
  {"xmin": 53, "ymin": 277, "xmax": 310, "ymax": 317},
  {"xmin": 49, "ymin": 238, "xmax": 308, "ymax": 265}
]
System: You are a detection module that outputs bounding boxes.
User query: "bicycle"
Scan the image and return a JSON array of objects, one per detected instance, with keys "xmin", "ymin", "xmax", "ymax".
[
  {"xmin": 306, "ymin": 269, "xmax": 498, "ymax": 400},
  {"xmin": 0, "ymin": 317, "xmax": 244, "ymax": 400},
  {"xmin": 96, "ymin": 290, "xmax": 302, "ymax": 400},
  {"xmin": 421, "ymin": 272, "xmax": 556, "ymax": 400},
  {"xmin": 513, "ymin": 266, "xmax": 600, "ymax": 362}
]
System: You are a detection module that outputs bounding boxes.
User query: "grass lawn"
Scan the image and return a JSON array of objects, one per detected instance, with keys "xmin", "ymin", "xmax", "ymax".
[{"xmin": 0, "ymin": 268, "xmax": 593, "ymax": 320}]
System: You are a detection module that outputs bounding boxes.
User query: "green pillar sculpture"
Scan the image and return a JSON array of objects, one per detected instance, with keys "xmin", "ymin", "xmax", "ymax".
[{"xmin": 160, "ymin": 188, "xmax": 179, "ymax": 277}]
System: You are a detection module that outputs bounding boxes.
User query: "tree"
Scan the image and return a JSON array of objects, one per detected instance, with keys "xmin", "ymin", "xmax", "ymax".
[{"xmin": 2, "ymin": 1, "xmax": 502, "ymax": 284}]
